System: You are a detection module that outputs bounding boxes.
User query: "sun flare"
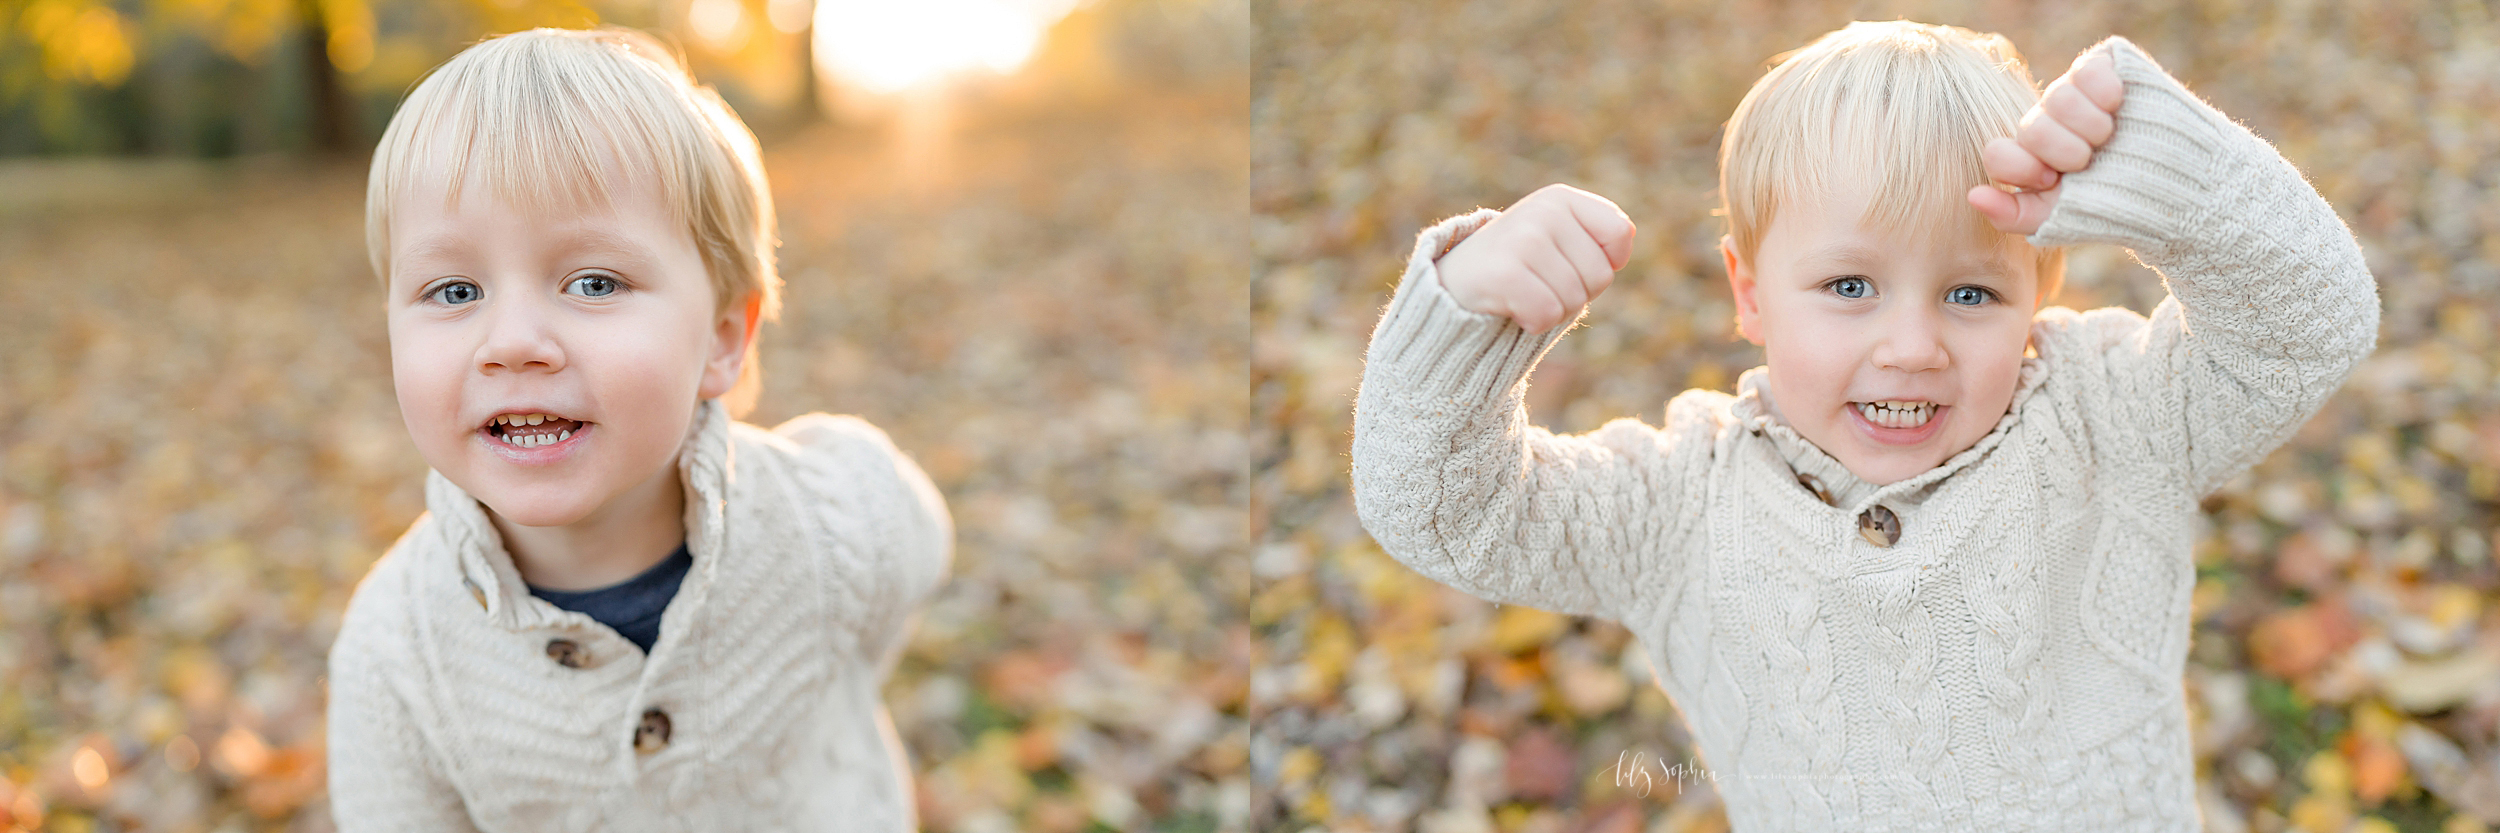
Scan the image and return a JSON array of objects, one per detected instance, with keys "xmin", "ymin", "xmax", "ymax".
[{"xmin": 811, "ymin": 0, "xmax": 1078, "ymax": 93}]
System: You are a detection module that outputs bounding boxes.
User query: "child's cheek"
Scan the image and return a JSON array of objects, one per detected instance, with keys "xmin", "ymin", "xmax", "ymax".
[{"xmin": 386, "ymin": 322, "xmax": 471, "ymax": 466}]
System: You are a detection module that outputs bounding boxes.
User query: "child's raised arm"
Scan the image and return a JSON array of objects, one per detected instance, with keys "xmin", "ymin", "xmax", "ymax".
[
  {"xmin": 1974, "ymin": 37, "xmax": 2380, "ymax": 496},
  {"xmin": 1352, "ymin": 187, "xmax": 1708, "ymax": 623}
]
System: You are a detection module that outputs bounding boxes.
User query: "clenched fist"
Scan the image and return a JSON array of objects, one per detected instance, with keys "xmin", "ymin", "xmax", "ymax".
[
  {"xmin": 1967, "ymin": 44, "xmax": 2126, "ymax": 235},
  {"xmin": 1437, "ymin": 184, "xmax": 1637, "ymax": 334}
]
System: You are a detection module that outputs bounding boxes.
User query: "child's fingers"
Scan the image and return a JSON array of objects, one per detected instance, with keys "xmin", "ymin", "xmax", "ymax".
[
  {"xmin": 1967, "ymin": 184, "xmax": 2059, "ymax": 236},
  {"xmin": 2041, "ymin": 82, "xmax": 2114, "ymax": 147},
  {"xmin": 1552, "ymin": 232, "xmax": 1616, "ymax": 301},
  {"xmin": 1981, "ymin": 136, "xmax": 2059, "ymax": 192},
  {"xmin": 1513, "ymin": 183, "xmax": 1634, "ymax": 270},
  {"xmin": 1455, "ymin": 183, "xmax": 1634, "ymax": 333},
  {"xmin": 1551, "ymin": 188, "xmax": 1637, "ymax": 270},
  {"xmin": 2016, "ymin": 110, "xmax": 2094, "ymax": 174},
  {"xmin": 1966, "ymin": 185, "xmax": 2019, "ymax": 233},
  {"xmin": 1508, "ymin": 261, "xmax": 1571, "ymax": 334},
  {"xmin": 1523, "ymin": 236, "xmax": 1590, "ymax": 313},
  {"xmin": 2069, "ymin": 48, "xmax": 2124, "ymax": 112}
]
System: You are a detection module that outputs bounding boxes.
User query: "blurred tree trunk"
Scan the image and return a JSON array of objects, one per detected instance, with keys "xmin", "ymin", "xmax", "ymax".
[
  {"xmin": 796, "ymin": 21, "xmax": 821, "ymax": 123},
  {"xmin": 298, "ymin": 0, "xmax": 354, "ymax": 155}
]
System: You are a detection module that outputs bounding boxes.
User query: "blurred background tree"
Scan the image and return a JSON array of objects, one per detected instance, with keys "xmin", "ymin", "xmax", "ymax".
[
  {"xmin": 4, "ymin": 0, "xmax": 607, "ymax": 156},
  {"xmin": 0, "ymin": 0, "xmax": 1246, "ymax": 157}
]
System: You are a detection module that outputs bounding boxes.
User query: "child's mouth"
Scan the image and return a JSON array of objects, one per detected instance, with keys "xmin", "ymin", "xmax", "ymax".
[
  {"xmin": 1853, "ymin": 400, "xmax": 1938, "ymax": 430},
  {"xmin": 484, "ymin": 412, "xmax": 590, "ymax": 449}
]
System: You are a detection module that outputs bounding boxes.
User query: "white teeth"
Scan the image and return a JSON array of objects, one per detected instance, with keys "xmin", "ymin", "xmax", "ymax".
[
  {"xmin": 1856, "ymin": 400, "xmax": 1938, "ymax": 429},
  {"xmin": 494, "ymin": 429, "xmax": 570, "ymax": 448},
  {"xmin": 490, "ymin": 410, "xmax": 570, "ymax": 425},
  {"xmin": 487, "ymin": 413, "xmax": 580, "ymax": 448}
]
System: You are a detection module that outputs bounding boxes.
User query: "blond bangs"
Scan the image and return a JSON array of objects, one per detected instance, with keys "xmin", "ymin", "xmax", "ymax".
[
  {"xmin": 363, "ymin": 27, "xmax": 780, "ymax": 321},
  {"xmin": 1721, "ymin": 21, "xmax": 2065, "ymax": 300}
]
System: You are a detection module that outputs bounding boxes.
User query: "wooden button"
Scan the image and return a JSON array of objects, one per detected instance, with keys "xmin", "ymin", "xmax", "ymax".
[
  {"xmin": 635, "ymin": 709, "xmax": 672, "ymax": 755},
  {"xmin": 462, "ymin": 576, "xmax": 487, "ymax": 610},
  {"xmin": 1796, "ymin": 473, "xmax": 1835, "ymax": 506},
  {"xmin": 1857, "ymin": 505, "xmax": 1900, "ymax": 548},
  {"xmin": 545, "ymin": 639, "xmax": 587, "ymax": 669}
]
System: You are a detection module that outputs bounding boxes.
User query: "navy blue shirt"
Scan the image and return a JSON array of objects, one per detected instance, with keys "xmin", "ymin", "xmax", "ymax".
[{"xmin": 526, "ymin": 542, "xmax": 692, "ymax": 654}]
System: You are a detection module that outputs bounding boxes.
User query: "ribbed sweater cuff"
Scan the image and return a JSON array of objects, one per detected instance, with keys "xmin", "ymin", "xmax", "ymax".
[
  {"xmin": 1363, "ymin": 208, "xmax": 1573, "ymax": 405},
  {"xmin": 2029, "ymin": 36, "xmax": 2246, "ymax": 258}
]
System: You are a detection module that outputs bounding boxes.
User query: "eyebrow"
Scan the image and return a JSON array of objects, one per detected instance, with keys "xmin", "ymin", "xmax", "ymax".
[
  {"xmin": 1798, "ymin": 241, "xmax": 1885, "ymax": 271},
  {"xmin": 397, "ymin": 234, "xmax": 472, "ymax": 269},
  {"xmin": 557, "ymin": 228, "xmax": 662, "ymax": 266},
  {"xmin": 394, "ymin": 227, "xmax": 661, "ymax": 273},
  {"xmin": 1796, "ymin": 241, "xmax": 2018, "ymax": 282}
]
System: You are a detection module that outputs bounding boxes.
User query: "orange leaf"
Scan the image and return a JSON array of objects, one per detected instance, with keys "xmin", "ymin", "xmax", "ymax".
[{"xmin": 2343, "ymin": 732, "xmax": 2408, "ymax": 806}]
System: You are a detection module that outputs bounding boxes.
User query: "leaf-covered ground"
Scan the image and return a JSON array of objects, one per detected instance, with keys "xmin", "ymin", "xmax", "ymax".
[
  {"xmin": 1251, "ymin": 1, "xmax": 2500, "ymax": 832},
  {"xmin": 0, "ymin": 37, "xmax": 1248, "ymax": 833}
]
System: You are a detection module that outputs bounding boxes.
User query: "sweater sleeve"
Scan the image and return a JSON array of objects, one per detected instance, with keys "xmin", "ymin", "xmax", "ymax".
[
  {"xmin": 326, "ymin": 558, "xmax": 482, "ymax": 832},
  {"xmin": 776, "ymin": 415, "xmax": 953, "ymax": 673},
  {"xmin": 2028, "ymin": 36, "xmax": 2380, "ymax": 497},
  {"xmin": 1349, "ymin": 209, "xmax": 1707, "ymax": 623}
]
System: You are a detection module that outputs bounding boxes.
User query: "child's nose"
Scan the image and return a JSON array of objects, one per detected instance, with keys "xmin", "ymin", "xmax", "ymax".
[
  {"xmin": 475, "ymin": 300, "xmax": 567, "ymax": 373},
  {"xmin": 1870, "ymin": 308, "xmax": 1950, "ymax": 372}
]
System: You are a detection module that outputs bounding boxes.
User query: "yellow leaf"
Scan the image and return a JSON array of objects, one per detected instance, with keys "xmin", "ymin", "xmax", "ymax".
[
  {"xmin": 2289, "ymin": 791, "xmax": 2352, "ymax": 833},
  {"xmin": 1277, "ymin": 746, "xmax": 1320, "ymax": 787},
  {"xmin": 2305, "ymin": 750, "xmax": 2353, "ymax": 796},
  {"xmin": 1293, "ymin": 613, "xmax": 1356, "ymax": 702},
  {"xmin": 1484, "ymin": 606, "xmax": 1568, "ymax": 655}
]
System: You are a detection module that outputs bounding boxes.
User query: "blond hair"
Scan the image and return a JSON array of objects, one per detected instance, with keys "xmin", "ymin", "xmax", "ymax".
[
  {"xmin": 365, "ymin": 27, "xmax": 782, "ymax": 415},
  {"xmin": 1720, "ymin": 20, "xmax": 2064, "ymax": 302}
]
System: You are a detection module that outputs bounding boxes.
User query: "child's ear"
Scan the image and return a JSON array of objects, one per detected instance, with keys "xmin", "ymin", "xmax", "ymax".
[
  {"xmin": 1722, "ymin": 235, "xmax": 1764, "ymax": 345},
  {"xmin": 699, "ymin": 294, "xmax": 764, "ymax": 400}
]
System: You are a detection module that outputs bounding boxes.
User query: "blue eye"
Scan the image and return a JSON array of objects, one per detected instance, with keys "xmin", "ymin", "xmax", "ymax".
[
  {"xmin": 567, "ymin": 274, "xmax": 620, "ymax": 297},
  {"xmin": 1829, "ymin": 277, "xmax": 1871, "ymax": 299},
  {"xmin": 431, "ymin": 281, "xmax": 480, "ymax": 305},
  {"xmin": 1946, "ymin": 286, "xmax": 1995, "ymax": 306}
]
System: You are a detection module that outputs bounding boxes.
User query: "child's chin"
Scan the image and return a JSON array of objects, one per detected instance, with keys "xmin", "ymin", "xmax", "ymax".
[
  {"xmin": 470, "ymin": 484, "xmax": 603, "ymax": 529},
  {"xmin": 1833, "ymin": 450, "xmax": 1935, "ymax": 487}
]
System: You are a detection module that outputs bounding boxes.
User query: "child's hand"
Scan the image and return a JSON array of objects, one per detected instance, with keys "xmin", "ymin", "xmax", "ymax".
[
  {"xmin": 1968, "ymin": 45, "xmax": 2126, "ymax": 235},
  {"xmin": 1438, "ymin": 184, "xmax": 1636, "ymax": 334}
]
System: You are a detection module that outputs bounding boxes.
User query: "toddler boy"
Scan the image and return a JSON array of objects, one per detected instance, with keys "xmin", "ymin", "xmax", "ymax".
[
  {"xmin": 327, "ymin": 27, "xmax": 950, "ymax": 831},
  {"xmin": 1353, "ymin": 21, "xmax": 2377, "ymax": 830}
]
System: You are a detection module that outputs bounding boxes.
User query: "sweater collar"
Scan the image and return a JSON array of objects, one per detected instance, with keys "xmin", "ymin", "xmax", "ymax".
[
  {"xmin": 1728, "ymin": 354, "xmax": 2049, "ymax": 511},
  {"xmin": 429, "ymin": 398, "xmax": 732, "ymax": 631}
]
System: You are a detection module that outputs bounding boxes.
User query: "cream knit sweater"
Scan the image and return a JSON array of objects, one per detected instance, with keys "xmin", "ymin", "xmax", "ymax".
[
  {"xmin": 1351, "ymin": 38, "xmax": 2378, "ymax": 832},
  {"xmin": 327, "ymin": 399, "xmax": 951, "ymax": 832}
]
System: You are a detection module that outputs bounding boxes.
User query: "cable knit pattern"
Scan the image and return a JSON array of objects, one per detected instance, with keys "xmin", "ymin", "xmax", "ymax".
[
  {"xmin": 327, "ymin": 399, "xmax": 952, "ymax": 832},
  {"xmin": 1349, "ymin": 37, "xmax": 2377, "ymax": 832}
]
